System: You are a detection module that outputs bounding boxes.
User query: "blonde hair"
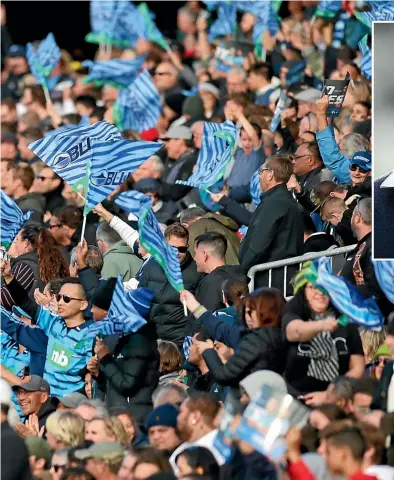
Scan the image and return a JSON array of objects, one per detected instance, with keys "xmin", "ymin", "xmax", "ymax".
[
  {"xmin": 359, "ymin": 328, "xmax": 387, "ymax": 363},
  {"xmin": 46, "ymin": 411, "xmax": 85, "ymax": 448},
  {"xmin": 347, "ymin": 80, "xmax": 371, "ymax": 104},
  {"xmin": 90, "ymin": 416, "xmax": 128, "ymax": 447}
]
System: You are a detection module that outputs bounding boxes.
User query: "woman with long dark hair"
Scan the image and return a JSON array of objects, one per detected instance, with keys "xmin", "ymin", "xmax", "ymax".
[
  {"xmin": 1, "ymin": 224, "xmax": 69, "ymax": 309},
  {"xmin": 181, "ymin": 287, "xmax": 287, "ymax": 387}
]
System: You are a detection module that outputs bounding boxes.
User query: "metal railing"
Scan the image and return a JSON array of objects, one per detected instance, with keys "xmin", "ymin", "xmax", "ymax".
[{"xmin": 247, "ymin": 245, "xmax": 357, "ymax": 294}]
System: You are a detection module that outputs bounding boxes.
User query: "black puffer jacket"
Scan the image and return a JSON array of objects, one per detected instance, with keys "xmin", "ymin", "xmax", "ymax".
[
  {"xmin": 139, "ymin": 252, "xmax": 203, "ymax": 348},
  {"xmin": 202, "ymin": 326, "xmax": 286, "ymax": 386},
  {"xmin": 99, "ymin": 323, "xmax": 160, "ymax": 427}
]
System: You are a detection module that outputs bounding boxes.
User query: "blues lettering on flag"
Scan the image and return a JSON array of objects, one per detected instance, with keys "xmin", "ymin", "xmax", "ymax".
[
  {"xmin": 82, "ymin": 57, "xmax": 145, "ymax": 88},
  {"xmin": 85, "ymin": 276, "xmax": 153, "ymax": 339},
  {"xmin": 116, "ymin": 70, "xmax": 160, "ymax": 132},
  {"xmin": 176, "ymin": 120, "xmax": 237, "ymax": 188},
  {"xmin": 373, "ymin": 260, "xmax": 394, "ymax": 304},
  {"xmin": 26, "ymin": 33, "xmax": 61, "ymax": 87},
  {"xmin": 315, "ymin": 257, "xmax": 383, "ymax": 329},
  {"xmin": 1, "ymin": 190, "xmax": 32, "ymax": 248},
  {"xmin": 116, "ymin": 190, "xmax": 184, "ymax": 292},
  {"xmin": 85, "ymin": 139, "xmax": 161, "ymax": 213},
  {"xmin": 28, "ymin": 121, "xmax": 122, "ymax": 187}
]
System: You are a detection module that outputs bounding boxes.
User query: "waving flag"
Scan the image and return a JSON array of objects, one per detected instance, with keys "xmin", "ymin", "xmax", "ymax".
[
  {"xmin": 1, "ymin": 190, "xmax": 32, "ymax": 247},
  {"xmin": 85, "ymin": 276, "xmax": 153, "ymax": 338},
  {"xmin": 314, "ymin": 0, "xmax": 341, "ymax": 19},
  {"xmin": 208, "ymin": 3, "xmax": 237, "ymax": 42},
  {"xmin": 137, "ymin": 2, "xmax": 169, "ymax": 50},
  {"xmin": 359, "ymin": 35, "xmax": 371, "ymax": 81},
  {"xmin": 176, "ymin": 121, "xmax": 237, "ymax": 188},
  {"xmin": 270, "ymin": 90, "xmax": 291, "ymax": 132},
  {"xmin": 82, "ymin": 57, "xmax": 145, "ymax": 88},
  {"xmin": 85, "ymin": 139, "xmax": 161, "ymax": 213},
  {"xmin": 373, "ymin": 260, "xmax": 394, "ymax": 304},
  {"xmin": 252, "ymin": 1, "xmax": 281, "ymax": 45},
  {"xmin": 46, "ymin": 115, "xmax": 90, "ymax": 137},
  {"xmin": 116, "ymin": 190, "xmax": 184, "ymax": 292},
  {"xmin": 28, "ymin": 121, "xmax": 122, "ymax": 187},
  {"xmin": 355, "ymin": 1, "xmax": 394, "ymax": 27},
  {"xmin": 26, "ymin": 33, "xmax": 61, "ymax": 88},
  {"xmin": 116, "ymin": 70, "xmax": 160, "ymax": 132},
  {"xmin": 250, "ymin": 170, "xmax": 262, "ymax": 206}
]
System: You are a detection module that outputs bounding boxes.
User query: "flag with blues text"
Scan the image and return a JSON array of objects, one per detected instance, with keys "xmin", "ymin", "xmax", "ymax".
[
  {"xmin": 26, "ymin": 33, "xmax": 61, "ymax": 87},
  {"xmin": 176, "ymin": 121, "xmax": 237, "ymax": 188},
  {"xmin": 208, "ymin": 3, "xmax": 237, "ymax": 43},
  {"xmin": 85, "ymin": 139, "xmax": 161, "ymax": 213},
  {"xmin": 315, "ymin": 257, "xmax": 383, "ymax": 329},
  {"xmin": 28, "ymin": 121, "xmax": 122, "ymax": 188},
  {"xmin": 373, "ymin": 260, "xmax": 394, "ymax": 304},
  {"xmin": 1, "ymin": 190, "xmax": 32, "ymax": 247},
  {"xmin": 85, "ymin": 276, "xmax": 154, "ymax": 338},
  {"xmin": 116, "ymin": 70, "xmax": 160, "ymax": 132},
  {"xmin": 82, "ymin": 57, "xmax": 145, "ymax": 88},
  {"xmin": 116, "ymin": 190, "xmax": 184, "ymax": 292}
]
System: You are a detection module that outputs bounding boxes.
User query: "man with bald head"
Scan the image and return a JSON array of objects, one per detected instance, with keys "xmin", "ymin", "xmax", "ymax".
[{"xmin": 1, "ymin": 274, "xmax": 93, "ymax": 396}]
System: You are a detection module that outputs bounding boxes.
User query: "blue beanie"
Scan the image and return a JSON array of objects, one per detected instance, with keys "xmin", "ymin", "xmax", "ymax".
[{"xmin": 145, "ymin": 403, "xmax": 179, "ymax": 431}]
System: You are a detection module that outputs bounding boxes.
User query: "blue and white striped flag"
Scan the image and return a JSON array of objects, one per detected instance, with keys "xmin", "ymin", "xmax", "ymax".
[
  {"xmin": 252, "ymin": 1, "xmax": 281, "ymax": 45},
  {"xmin": 373, "ymin": 260, "xmax": 394, "ymax": 304},
  {"xmin": 26, "ymin": 33, "xmax": 61, "ymax": 86},
  {"xmin": 85, "ymin": 139, "xmax": 161, "ymax": 213},
  {"xmin": 183, "ymin": 335, "xmax": 193, "ymax": 361},
  {"xmin": 116, "ymin": 70, "xmax": 160, "ymax": 132},
  {"xmin": 356, "ymin": 1, "xmax": 394, "ymax": 27},
  {"xmin": 270, "ymin": 90, "xmax": 291, "ymax": 133},
  {"xmin": 137, "ymin": 2, "xmax": 169, "ymax": 50},
  {"xmin": 208, "ymin": 3, "xmax": 237, "ymax": 42},
  {"xmin": 176, "ymin": 121, "xmax": 237, "ymax": 188},
  {"xmin": 1, "ymin": 190, "xmax": 32, "ymax": 247},
  {"xmin": 315, "ymin": 257, "xmax": 383, "ymax": 329},
  {"xmin": 115, "ymin": 190, "xmax": 184, "ymax": 292},
  {"xmin": 28, "ymin": 121, "xmax": 122, "ymax": 186},
  {"xmin": 359, "ymin": 35, "xmax": 372, "ymax": 81},
  {"xmin": 85, "ymin": 276, "xmax": 154, "ymax": 339},
  {"xmin": 314, "ymin": 0, "xmax": 341, "ymax": 19},
  {"xmin": 250, "ymin": 169, "xmax": 262, "ymax": 206},
  {"xmin": 82, "ymin": 57, "xmax": 145, "ymax": 88}
]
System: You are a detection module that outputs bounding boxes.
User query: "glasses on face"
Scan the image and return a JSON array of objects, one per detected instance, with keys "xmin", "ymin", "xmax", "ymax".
[
  {"xmin": 155, "ymin": 71, "xmax": 172, "ymax": 76},
  {"xmin": 349, "ymin": 164, "xmax": 369, "ymax": 174},
  {"xmin": 174, "ymin": 245, "xmax": 189, "ymax": 254},
  {"xmin": 48, "ymin": 224, "xmax": 62, "ymax": 230},
  {"xmin": 55, "ymin": 294, "xmax": 84, "ymax": 303},
  {"xmin": 258, "ymin": 166, "xmax": 272, "ymax": 175},
  {"xmin": 51, "ymin": 465, "xmax": 66, "ymax": 473},
  {"xmin": 373, "ymin": 357, "xmax": 389, "ymax": 367}
]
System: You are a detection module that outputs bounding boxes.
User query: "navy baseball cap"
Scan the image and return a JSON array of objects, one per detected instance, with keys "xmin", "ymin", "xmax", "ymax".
[
  {"xmin": 350, "ymin": 151, "xmax": 372, "ymax": 171},
  {"xmin": 145, "ymin": 403, "xmax": 179, "ymax": 431},
  {"xmin": 7, "ymin": 44, "xmax": 26, "ymax": 58}
]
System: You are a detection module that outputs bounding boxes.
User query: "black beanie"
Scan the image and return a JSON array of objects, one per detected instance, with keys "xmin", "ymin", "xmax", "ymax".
[{"xmin": 91, "ymin": 277, "xmax": 117, "ymax": 311}]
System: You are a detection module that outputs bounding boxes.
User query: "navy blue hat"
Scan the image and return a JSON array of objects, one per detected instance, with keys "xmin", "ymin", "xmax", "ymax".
[
  {"xmin": 134, "ymin": 178, "xmax": 161, "ymax": 195},
  {"xmin": 145, "ymin": 403, "xmax": 179, "ymax": 431},
  {"xmin": 8, "ymin": 44, "xmax": 26, "ymax": 58},
  {"xmin": 350, "ymin": 151, "xmax": 372, "ymax": 171}
]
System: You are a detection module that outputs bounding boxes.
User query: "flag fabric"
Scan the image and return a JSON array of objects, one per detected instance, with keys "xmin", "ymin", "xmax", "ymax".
[
  {"xmin": 85, "ymin": 276, "xmax": 153, "ymax": 339},
  {"xmin": 1, "ymin": 190, "xmax": 32, "ymax": 247},
  {"xmin": 176, "ymin": 121, "xmax": 237, "ymax": 188},
  {"xmin": 373, "ymin": 260, "xmax": 394, "ymax": 304},
  {"xmin": 355, "ymin": 1, "xmax": 394, "ymax": 27},
  {"xmin": 26, "ymin": 33, "xmax": 61, "ymax": 87},
  {"xmin": 270, "ymin": 90, "xmax": 291, "ymax": 133},
  {"xmin": 314, "ymin": 0, "xmax": 341, "ymax": 19},
  {"xmin": 250, "ymin": 169, "xmax": 262, "ymax": 206},
  {"xmin": 82, "ymin": 57, "xmax": 145, "ymax": 88},
  {"xmin": 116, "ymin": 70, "xmax": 160, "ymax": 132},
  {"xmin": 84, "ymin": 139, "xmax": 161, "ymax": 213},
  {"xmin": 359, "ymin": 35, "xmax": 372, "ymax": 81},
  {"xmin": 252, "ymin": 1, "xmax": 281, "ymax": 46},
  {"xmin": 137, "ymin": 2, "xmax": 169, "ymax": 50},
  {"xmin": 311, "ymin": 258, "xmax": 384, "ymax": 329},
  {"xmin": 286, "ymin": 59, "xmax": 307, "ymax": 86},
  {"xmin": 115, "ymin": 190, "xmax": 184, "ymax": 292},
  {"xmin": 208, "ymin": 3, "xmax": 237, "ymax": 43},
  {"xmin": 28, "ymin": 121, "xmax": 122, "ymax": 187},
  {"xmin": 45, "ymin": 115, "xmax": 91, "ymax": 137}
]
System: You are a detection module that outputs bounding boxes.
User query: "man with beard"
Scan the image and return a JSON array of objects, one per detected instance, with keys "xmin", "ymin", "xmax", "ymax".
[{"xmin": 169, "ymin": 393, "xmax": 224, "ymax": 473}]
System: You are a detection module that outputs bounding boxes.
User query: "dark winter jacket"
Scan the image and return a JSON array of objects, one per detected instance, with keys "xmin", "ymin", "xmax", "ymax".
[
  {"xmin": 1, "ymin": 421, "xmax": 32, "ymax": 480},
  {"xmin": 304, "ymin": 232, "xmax": 339, "ymax": 254},
  {"xmin": 219, "ymin": 196, "xmax": 253, "ymax": 227},
  {"xmin": 202, "ymin": 326, "xmax": 286, "ymax": 386},
  {"xmin": 188, "ymin": 214, "xmax": 241, "ymax": 265},
  {"xmin": 43, "ymin": 184, "xmax": 65, "ymax": 214},
  {"xmin": 295, "ymin": 166, "xmax": 333, "ymax": 213},
  {"xmin": 161, "ymin": 149, "xmax": 198, "ymax": 201},
  {"xmin": 139, "ymin": 252, "xmax": 203, "ymax": 348},
  {"xmin": 99, "ymin": 322, "xmax": 160, "ymax": 427},
  {"xmin": 239, "ymin": 183, "xmax": 304, "ymax": 290},
  {"xmin": 15, "ymin": 192, "xmax": 46, "ymax": 223},
  {"xmin": 374, "ymin": 173, "xmax": 394, "ymax": 259}
]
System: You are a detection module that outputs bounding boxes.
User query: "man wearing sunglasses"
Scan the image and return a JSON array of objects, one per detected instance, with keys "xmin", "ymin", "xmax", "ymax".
[{"xmin": 2, "ymin": 274, "xmax": 94, "ymax": 397}]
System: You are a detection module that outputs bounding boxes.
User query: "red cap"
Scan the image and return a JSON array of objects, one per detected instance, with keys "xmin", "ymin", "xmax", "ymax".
[{"xmin": 141, "ymin": 128, "xmax": 159, "ymax": 142}]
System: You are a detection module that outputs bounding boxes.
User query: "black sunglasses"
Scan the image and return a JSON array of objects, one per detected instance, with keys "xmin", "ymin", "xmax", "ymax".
[
  {"xmin": 56, "ymin": 294, "xmax": 84, "ymax": 303},
  {"xmin": 52, "ymin": 465, "xmax": 66, "ymax": 473},
  {"xmin": 349, "ymin": 164, "xmax": 369, "ymax": 174},
  {"xmin": 174, "ymin": 246, "xmax": 189, "ymax": 254}
]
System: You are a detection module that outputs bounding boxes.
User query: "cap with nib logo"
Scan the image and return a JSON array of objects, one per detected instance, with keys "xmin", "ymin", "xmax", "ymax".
[{"xmin": 12, "ymin": 375, "xmax": 50, "ymax": 394}]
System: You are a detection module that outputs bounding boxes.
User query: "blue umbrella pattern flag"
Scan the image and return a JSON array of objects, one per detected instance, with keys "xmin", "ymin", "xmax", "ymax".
[
  {"xmin": 176, "ymin": 120, "xmax": 237, "ymax": 189},
  {"xmin": 116, "ymin": 70, "xmax": 160, "ymax": 132},
  {"xmin": 85, "ymin": 276, "xmax": 154, "ymax": 338},
  {"xmin": 26, "ymin": 33, "xmax": 61, "ymax": 100},
  {"xmin": 1, "ymin": 190, "xmax": 32, "ymax": 248}
]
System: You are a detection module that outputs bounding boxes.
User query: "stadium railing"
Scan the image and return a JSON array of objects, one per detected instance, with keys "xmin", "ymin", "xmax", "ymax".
[{"xmin": 247, "ymin": 244, "xmax": 357, "ymax": 294}]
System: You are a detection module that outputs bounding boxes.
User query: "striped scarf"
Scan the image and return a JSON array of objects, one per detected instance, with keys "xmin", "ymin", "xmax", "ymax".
[{"xmin": 332, "ymin": 11, "xmax": 351, "ymax": 49}]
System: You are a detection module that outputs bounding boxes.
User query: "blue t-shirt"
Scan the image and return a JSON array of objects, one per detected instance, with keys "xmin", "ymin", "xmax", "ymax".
[
  {"xmin": 226, "ymin": 146, "xmax": 265, "ymax": 188},
  {"xmin": 36, "ymin": 307, "xmax": 94, "ymax": 397}
]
